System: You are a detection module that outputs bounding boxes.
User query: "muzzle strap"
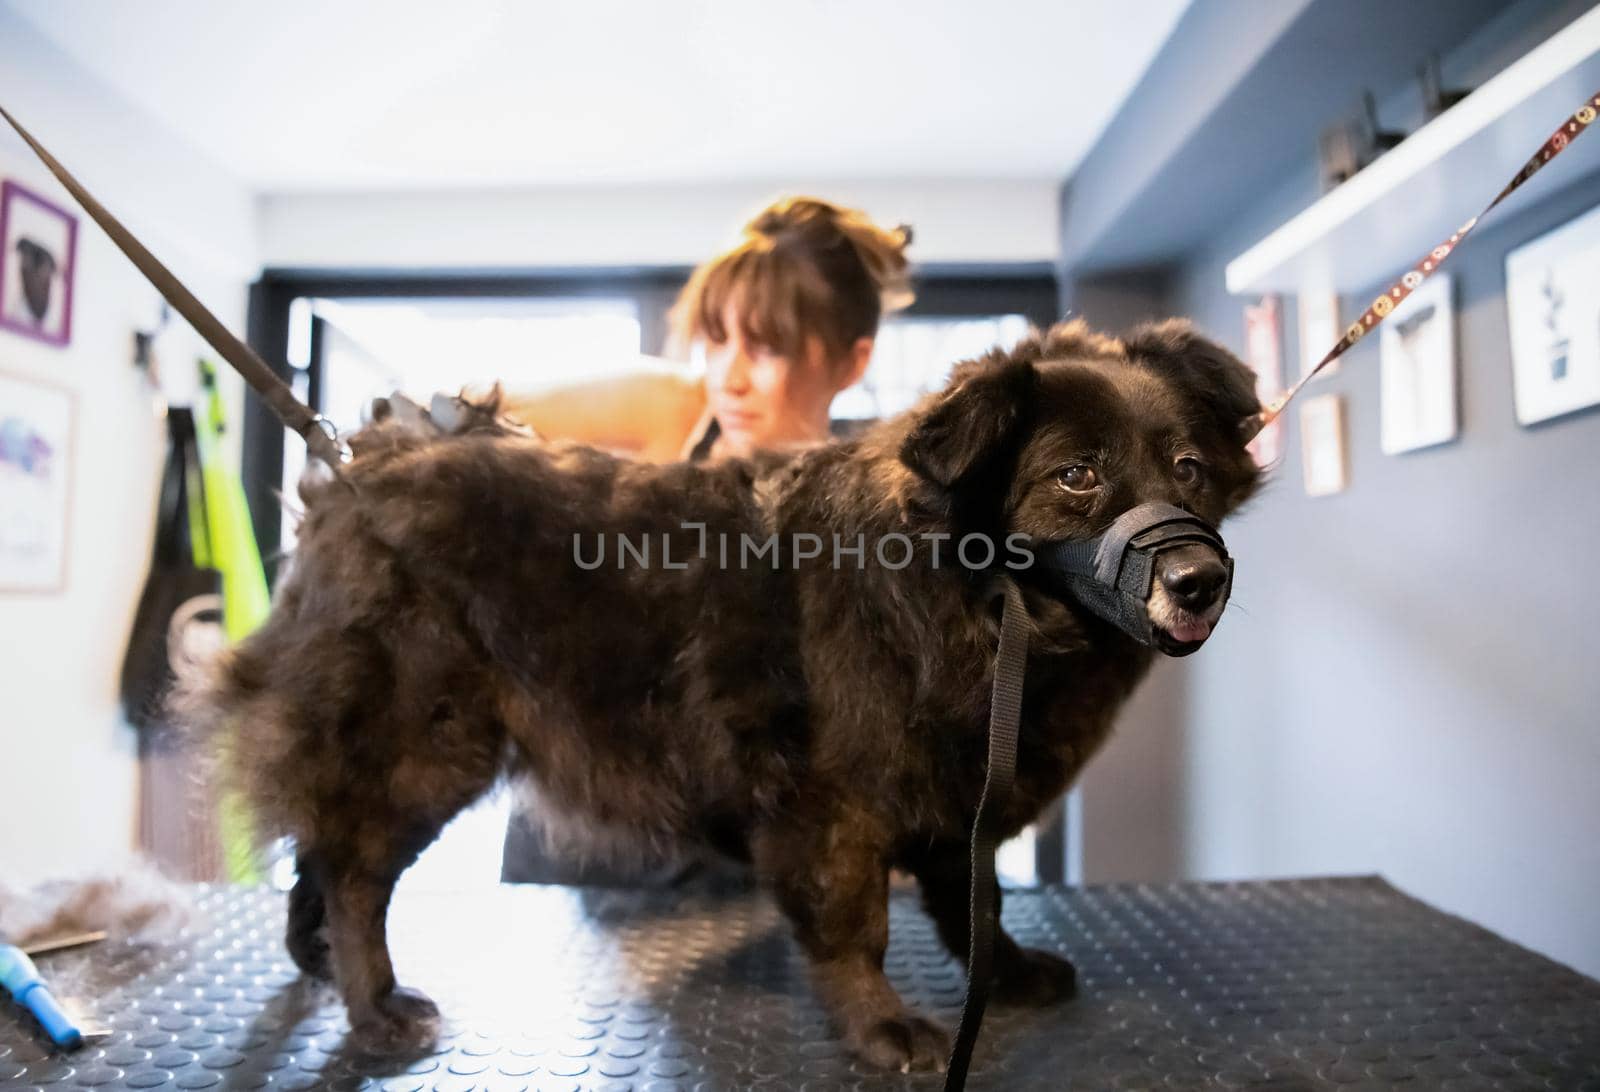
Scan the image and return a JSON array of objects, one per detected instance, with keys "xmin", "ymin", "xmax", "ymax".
[{"xmin": 1036, "ymin": 503, "xmax": 1232, "ymax": 646}]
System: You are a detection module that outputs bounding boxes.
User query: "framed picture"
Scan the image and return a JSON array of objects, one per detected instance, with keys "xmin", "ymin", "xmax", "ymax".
[
  {"xmin": 1298, "ymin": 290, "xmax": 1342, "ymax": 380},
  {"xmin": 0, "ymin": 180, "xmax": 79, "ymax": 347},
  {"xmin": 1244, "ymin": 295, "xmax": 1284, "ymax": 467},
  {"xmin": 1299, "ymin": 393, "xmax": 1347, "ymax": 497},
  {"xmin": 1506, "ymin": 201, "xmax": 1600, "ymax": 425},
  {"xmin": 0, "ymin": 371, "xmax": 75, "ymax": 591},
  {"xmin": 1380, "ymin": 274, "xmax": 1458, "ymax": 454}
]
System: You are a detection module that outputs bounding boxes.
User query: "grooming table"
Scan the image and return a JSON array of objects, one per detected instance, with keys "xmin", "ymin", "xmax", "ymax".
[{"xmin": 2, "ymin": 879, "xmax": 1597, "ymax": 1090}]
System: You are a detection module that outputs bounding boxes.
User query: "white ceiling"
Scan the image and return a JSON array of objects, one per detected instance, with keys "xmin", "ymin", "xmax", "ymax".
[{"xmin": 4, "ymin": 0, "xmax": 1190, "ymax": 192}]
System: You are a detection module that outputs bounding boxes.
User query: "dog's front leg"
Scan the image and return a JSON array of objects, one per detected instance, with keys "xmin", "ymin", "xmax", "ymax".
[
  {"xmin": 756, "ymin": 823, "xmax": 950, "ymax": 1072},
  {"xmin": 905, "ymin": 839, "xmax": 1078, "ymax": 1006}
]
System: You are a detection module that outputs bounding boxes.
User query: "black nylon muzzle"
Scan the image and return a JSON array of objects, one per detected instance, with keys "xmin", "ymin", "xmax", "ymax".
[{"xmin": 1030, "ymin": 502, "xmax": 1233, "ymax": 648}]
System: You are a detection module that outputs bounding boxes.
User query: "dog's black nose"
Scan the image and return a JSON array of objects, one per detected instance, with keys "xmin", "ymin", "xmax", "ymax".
[{"xmin": 1160, "ymin": 557, "xmax": 1228, "ymax": 611}]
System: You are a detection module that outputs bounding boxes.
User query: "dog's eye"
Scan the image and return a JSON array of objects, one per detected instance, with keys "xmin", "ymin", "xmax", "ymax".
[
  {"xmin": 1173, "ymin": 456, "xmax": 1205, "ymax": 486},
  {"xmin": 1057, "ymin": 464, "xmax": 1100, "ymax": 493}
]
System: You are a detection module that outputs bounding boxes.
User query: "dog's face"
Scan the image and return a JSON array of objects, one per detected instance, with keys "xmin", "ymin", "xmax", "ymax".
[{"xmin": 901, "ymin": 319, "xmax": 1263, "ymax": 655}]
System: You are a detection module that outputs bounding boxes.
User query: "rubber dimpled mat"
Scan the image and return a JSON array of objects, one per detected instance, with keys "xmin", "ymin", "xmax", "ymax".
[{"xmin": 2, "ymin": 878, "xmax": 1599, "ymax": 1090}]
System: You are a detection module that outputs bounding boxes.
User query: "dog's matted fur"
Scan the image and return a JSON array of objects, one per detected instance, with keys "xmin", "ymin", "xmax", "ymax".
[{"xmin": 191, "ymin": 318, "xmax": 1262, "ymax": 1071}]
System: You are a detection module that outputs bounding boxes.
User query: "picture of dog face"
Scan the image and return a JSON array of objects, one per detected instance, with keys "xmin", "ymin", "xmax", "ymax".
[
  {"xmin": 190, "ymin": 317, "xmax": 1262, "ymax": 1073},
  {"xmin": 15, "ymin": 237, "xmax": 57, "ymax": 322},
  {"xmin": 0, "ymin": 179, "xmax": 78, "ymax": 347}
]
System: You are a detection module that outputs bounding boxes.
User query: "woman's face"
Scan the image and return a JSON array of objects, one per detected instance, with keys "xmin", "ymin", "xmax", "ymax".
[{"xmin": 699, "ymin": 301, "xmax": 869, "ymax": 456}]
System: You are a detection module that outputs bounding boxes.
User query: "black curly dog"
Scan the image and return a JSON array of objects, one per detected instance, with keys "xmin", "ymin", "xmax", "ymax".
[{"xmin": 191, "ymin": 318, "xmax": 1261, "ymax": 1071}]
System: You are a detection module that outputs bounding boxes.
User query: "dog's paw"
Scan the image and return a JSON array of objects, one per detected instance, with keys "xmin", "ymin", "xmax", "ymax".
[
  {"xmin": 994, "ymin": 946, "xmax": 1078, "ymax": 1006},
  {"xmin": 348, "ymin": 987, "xmax": 442, "ymax": 1054},
  {"xmin": 853, "ymin": 1013, "xmax": 951, "ymax": 1073}
]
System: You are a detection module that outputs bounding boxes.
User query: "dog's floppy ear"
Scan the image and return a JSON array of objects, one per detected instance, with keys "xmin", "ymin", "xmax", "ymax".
[
  {"xmin": 900, "ymin": 352, "xmax": 1035, "ymax": 488},
  {"xmin": 1123, "ymin": 319, "xmax": 1261, "ymax": 442}
]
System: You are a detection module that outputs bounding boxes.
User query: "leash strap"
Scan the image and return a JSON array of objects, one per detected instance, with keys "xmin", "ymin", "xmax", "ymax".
[
  {"xmin": 944, "ymin": 579, "xmax": 1028, "ymax": 1090},
  {"xmin": 1041, "ymin": 502, "xmax": 1232, "ymax": 647},
  {"xmin": 0, "ymin": 105, "xmax": 349, "ymax": 471},
  {"xmin": 1246, "ymin": 90, "xmax": 1600, "ymax": 439}
]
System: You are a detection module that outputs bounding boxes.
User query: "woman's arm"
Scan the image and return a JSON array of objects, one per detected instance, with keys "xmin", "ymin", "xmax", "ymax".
[{"xmin": 503, "ymin": 370, "xmax": 708, "ymax": 463}]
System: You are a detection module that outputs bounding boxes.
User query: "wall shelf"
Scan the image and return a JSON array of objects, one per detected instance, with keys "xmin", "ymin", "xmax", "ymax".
[{"xmin": 1225, "ymin": 7, "xmax": 1600, "ymax": 297}]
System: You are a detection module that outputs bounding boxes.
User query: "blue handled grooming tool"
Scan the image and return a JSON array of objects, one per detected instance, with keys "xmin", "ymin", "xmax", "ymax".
[{"xmin": 0, "ymin": 933, "xmax": 84, "ymax": 1050}]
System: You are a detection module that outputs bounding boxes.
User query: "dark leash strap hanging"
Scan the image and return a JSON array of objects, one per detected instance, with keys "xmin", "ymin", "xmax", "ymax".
[
  {"xmin": 0, "ymin": 104, "xmax": 350, "ymax": 471},
  {"xmin": 944, "ymin": 578, "xmax": 1029, "ymax": 1091}
]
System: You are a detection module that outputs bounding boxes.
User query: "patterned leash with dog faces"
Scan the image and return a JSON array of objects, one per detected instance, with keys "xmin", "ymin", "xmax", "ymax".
[
  {"xmin": 2, "ymin": 89, "xmax": 1597, "ymax": 1092},
  {"xmin": 1243, "ymin": 90, "xmax": 1600, "ymax": 441}
]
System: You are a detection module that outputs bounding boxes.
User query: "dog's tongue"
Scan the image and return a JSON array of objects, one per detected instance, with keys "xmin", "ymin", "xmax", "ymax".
[{"xmin": 1167, "ymin": 620, "xmax": 1212, "ymax": 644}]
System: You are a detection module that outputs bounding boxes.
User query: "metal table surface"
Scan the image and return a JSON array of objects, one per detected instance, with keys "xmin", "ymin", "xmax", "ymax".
[{"xmin": 2, "ymin": 877, "xmax": 1597, "ymax": 1090}]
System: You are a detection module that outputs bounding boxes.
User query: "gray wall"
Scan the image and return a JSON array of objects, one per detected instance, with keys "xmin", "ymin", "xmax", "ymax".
[
  {"xmin": 1170, "ymin": 162, "xmax": 1600, "ymax": 982},
  {"xmin": 1065, "ymin": 1, "xmax": 1600, "ymax": 980}
]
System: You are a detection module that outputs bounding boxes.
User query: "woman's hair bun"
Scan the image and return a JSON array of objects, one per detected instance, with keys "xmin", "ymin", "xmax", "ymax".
[
  {"xmin": 736, "ymin": 197, "xmax": 915, "ymax": 315},
  {"xmin": 741, "ymin": 197, "xmax": 915, "ymax": 314},
  {"xmin": 671, "ymin": 196, "xmax": 916, "ymax": 362},
  {"xmin": 851, "ymin": 215, "xmax": 914, "ymax": 314}
]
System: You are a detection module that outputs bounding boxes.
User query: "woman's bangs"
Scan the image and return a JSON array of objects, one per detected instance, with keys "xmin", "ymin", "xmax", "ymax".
[
  {"xmin": 735, "ymin": 250, "xmax": 814, "ymax": 361},
  {"xmin": 684, "ymin": 241, "xmax": 836, "ymax": 362}
]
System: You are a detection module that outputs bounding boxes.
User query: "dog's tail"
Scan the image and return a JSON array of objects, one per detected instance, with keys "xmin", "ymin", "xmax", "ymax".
[
  {"xmin": 168, "ymin": 396, "xmax": 536, "ymax": 872},
  {"xmin": 164, "ymin": 613, "xmax": 299, "ymax": 864}
]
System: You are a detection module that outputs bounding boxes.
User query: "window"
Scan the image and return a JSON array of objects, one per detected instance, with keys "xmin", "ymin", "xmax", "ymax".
[
  {"xmin": 832, "ymin": 313, "xmax": 1034, "ymax": 421},
  {"xmin": 313, "ymin": 297, "xmax": 642, "ymax": 433},
  {"xmin": 278, "ymin": 295, "xmax": 642, "ymax": 554}
]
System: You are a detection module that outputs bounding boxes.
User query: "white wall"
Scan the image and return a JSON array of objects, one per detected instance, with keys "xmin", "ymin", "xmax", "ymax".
[
  {"xmin": 0, "ymin": 8, "xmax": 257, "ymax": 881},
  {"xmin": 259, "ymin": 179, "xmax": 1059, "ymax": 270}
]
